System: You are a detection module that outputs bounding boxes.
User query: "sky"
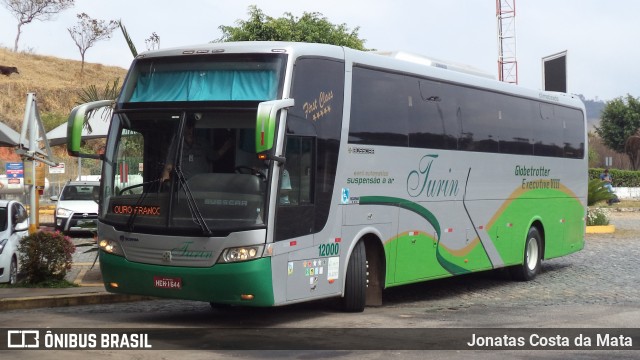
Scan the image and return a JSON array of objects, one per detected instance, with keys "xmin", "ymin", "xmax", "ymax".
[{"xmin": 0, "ymin": 0, "xmax": 636, "ymax": 101}]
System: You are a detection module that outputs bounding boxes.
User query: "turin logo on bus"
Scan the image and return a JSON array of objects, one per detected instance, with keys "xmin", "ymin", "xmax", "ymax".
[{"xmin": 407, "ymin": 154, "xmax": 461, "ymax": 198}]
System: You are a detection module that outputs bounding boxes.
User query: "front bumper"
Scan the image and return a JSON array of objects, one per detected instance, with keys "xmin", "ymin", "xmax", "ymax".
[
  {"xmin": 55, "ymin": 214, "xmax": 97, "ymax": 232},
  {"xmin": 99, "ymin": 251, "xmax": 275, "ymax": 306}
]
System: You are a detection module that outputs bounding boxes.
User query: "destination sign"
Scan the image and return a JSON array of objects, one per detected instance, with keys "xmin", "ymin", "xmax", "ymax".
[{"xmin": 112, "ymin": 205, "xmax": 161, "ymax": 216}]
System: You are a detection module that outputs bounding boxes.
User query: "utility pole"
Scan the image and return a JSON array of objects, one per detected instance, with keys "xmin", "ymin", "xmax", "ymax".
[{"xmin": 496, "ymin": 0, "xmax": 518, "ymax": 84}]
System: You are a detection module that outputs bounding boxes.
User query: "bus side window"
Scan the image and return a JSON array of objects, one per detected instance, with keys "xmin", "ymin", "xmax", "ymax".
[
  {"xmin": 280, "ymin": 136, "xmax": 314, "ymax": 206},
  {"xmin": 275, "ymin": 135, "xmax": 315, "ymax": 241}
]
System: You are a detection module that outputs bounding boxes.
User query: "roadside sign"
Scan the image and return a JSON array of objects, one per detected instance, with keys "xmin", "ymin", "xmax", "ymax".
[
  {"xmin": 605, "ymin": 157, "xmax": 612, "ymax": 167},
  {"xmin": 5, "ymin": 162, "xmax": 24, "ymax": 178},
  {"xmin": 24, "ymin": 160, "xmax": 45, "ymax": 187},
  {"xmin": 6, "ymin": 177, "xmax": 22, "ymax": 190},
  {"xmin": 49, "ymin": 163, "xmax": 65, "ymax": 174}
]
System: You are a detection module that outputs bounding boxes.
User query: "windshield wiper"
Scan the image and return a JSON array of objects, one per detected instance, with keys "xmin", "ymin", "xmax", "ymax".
[
  {"xmin": 125, "ymin": 178, "xmax": 163, "ymax": 232},
  {"xmin": 163, "ymin": 111, "xmax": 212, "ymax": 236},
  {"xmin": 174, "ymin": 165, "xmax": 212, "ymax": 236}
]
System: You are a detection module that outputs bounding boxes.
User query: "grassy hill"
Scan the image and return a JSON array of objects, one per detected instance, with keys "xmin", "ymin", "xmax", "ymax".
[
  {"xmin": 0, "ymin": 47, "xmax": 127, "ymax": 176},
  {"xmin": 0, "ymin": 47, "xmax": 127, "ymax": 132}
]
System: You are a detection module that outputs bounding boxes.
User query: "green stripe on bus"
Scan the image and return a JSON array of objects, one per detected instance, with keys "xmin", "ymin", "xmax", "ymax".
[{"xmin": 359, "ymin": 196, "xmax": 469, "ymax": 275}]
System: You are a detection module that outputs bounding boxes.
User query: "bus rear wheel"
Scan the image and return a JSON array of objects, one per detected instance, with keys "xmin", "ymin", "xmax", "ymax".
[
  {"xmin": 341, "ymin": 240, "xmax": 367, "ymax": 312},
  {"xmin": 510, "ymin": 227, "xmax": 542, "ymax": 281}
]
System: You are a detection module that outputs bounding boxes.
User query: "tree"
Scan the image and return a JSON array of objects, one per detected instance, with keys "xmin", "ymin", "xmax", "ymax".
[
  {"xmin": 595, "ymin": 95, "xmax": 640, "ymax": 170},
  {"xmin": 216, "ymin": 5, "xmax": 368, "ymax": 50},
  {"xmin": 587, "ymin": 132, "xmax": 600, "ymax": 168},
  {"xmin": 76, "ymin": 78, "xmax": 120, "ymax": 131},
  {"xmin": 117, "ymin": 19, "xmax": 137, "ymax": 57},
  {"xmin": 145, "ymin": 32, "xmax": 160, "ymax": 51},
  {"xmin": 74, "ymin": 20, "xmax": 140, "ymax": 132},
  {"xmin": 67, "ymin": 12, "xmax": 117, "ymax": 75},
  {"xmin": 587, "ymin": 178, "xmax": 614, "ymax": 206},
  {"xmin": 2, "ymin": 0, "xmax": 74, "ymax": 52}
]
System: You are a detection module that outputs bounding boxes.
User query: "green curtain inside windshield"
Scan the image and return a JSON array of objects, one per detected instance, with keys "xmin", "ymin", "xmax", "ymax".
[{"xmin": 129, "ymin": 70, "xmax": 277, "ymax": 102}]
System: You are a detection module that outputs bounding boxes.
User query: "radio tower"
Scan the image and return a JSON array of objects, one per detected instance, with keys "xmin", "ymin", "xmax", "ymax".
[{"xmin": 496, "ymin": 0, "xmax": 518, "ymax": 84}]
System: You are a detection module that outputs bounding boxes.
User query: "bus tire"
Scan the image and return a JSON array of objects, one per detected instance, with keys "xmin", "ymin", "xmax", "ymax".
[
  {"xmin": 342, "ymin": 240, "xmax": 366, "ymax": 312},
  {"xmin": 510, "ymin": 227, "xmax": 542, "ymax": 281}
]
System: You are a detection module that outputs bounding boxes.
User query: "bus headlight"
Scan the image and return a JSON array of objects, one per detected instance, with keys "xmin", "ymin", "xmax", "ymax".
[
  {"xmin": 218, "ymin": 245, "xmax": 264, "ymax": 263},
  {"xmin": 99, "ymin": 238, "xmax": 124, "ymax": 257}
]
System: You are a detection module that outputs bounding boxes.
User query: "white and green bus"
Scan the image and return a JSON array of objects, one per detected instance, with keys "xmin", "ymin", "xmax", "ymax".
[{"xmin": 67, "ymin": 42, "xmax": 586, "ymax": 312}]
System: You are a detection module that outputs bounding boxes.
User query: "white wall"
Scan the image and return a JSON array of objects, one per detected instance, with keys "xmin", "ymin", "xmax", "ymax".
[{"xmin": 614, "ymin": 187, "xmax": 640, "ymax": 200}]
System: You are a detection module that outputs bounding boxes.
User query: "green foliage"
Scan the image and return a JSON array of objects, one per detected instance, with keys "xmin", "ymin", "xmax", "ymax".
[
  {"xmin": 78, "ymin": 146, "xmax": 103, "ymax": 174},
  {"xmin": 586, "ymin": 207, "xmax": 610, "ymax": 226},
  {"xmin": 40, "ymin": 112, "xmax": 66, "ymax": 132},
  {"xmin": 588, "ymin": 168, "xmax": 640, "ymax": 187},
  {"xmin": 587, "ymin": 178, "xmax": 614, "ymax": 206},
  {"xmin": 217, "ymin": 5, "xmax": 368, "ymax": 50},
  {"xmin": 117, "ymin": 19, "xmax": 138, "ymax": 57},
  {"xmin": 75, "ymin": 76, "xmax": 138, "ymax": 174},
  {"xmin": 77, "ymin": 78, "xmax": 120, "ymax": 104},
  {"xmin": 18, "ymin": 230, "xmax": 76, "ymax": 284},
  {"xmin": 587, "ymin": 132, "xmax": 600, "ymax": 167},
  {"xmin": 588, "ymin": 147, "xmax": 599, "ymax": 168},
  {"xmin": 76, "ymin": 78, "xmax": 119, "ymax": 132},
  {"xmin": 595, "ymin": 95, "xmax": 640, "ymax": 168}
]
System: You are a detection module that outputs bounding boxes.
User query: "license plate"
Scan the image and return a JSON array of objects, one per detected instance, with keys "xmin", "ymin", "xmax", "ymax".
[{"xmin": 153, "ymin": 276, "xmax": 182, "ymax": 289}]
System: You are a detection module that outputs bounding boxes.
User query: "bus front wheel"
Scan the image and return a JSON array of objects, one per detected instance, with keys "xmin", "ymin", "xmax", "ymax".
[
  {"xmin": 510, "ymin": 227, "xmax": 542, "ymax": 281},
  {"xmin": 341, "ymin": 240, "xmax": 367, "ymax": 312}
]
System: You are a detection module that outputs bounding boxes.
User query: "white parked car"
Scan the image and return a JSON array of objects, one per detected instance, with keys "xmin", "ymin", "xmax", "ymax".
[
  {"xmin": 0, "ymin": 200, "xmax": 29, "ymax": 284},
  {"xmin": 50, "ymin": 181, "xmax": 100, "ymax": 234}
]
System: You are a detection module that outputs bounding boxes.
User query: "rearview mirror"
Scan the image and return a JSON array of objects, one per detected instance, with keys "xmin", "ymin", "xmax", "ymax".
[
  {"xmin": 14, "ymin": 221, "xmax": 29, "ymax": 233},
  {"xmin": 255, "ymin": 99, "xmax": 294, "ymax": 154},
  {"xmin": 67, "ymin": 100, "xmax": 114, "ymax": 159}
]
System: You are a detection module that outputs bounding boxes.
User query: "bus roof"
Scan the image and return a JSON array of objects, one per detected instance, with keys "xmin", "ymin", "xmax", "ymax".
[
  {"xmin": 134, "ymin": 41, "xmax": 585, "ymax": 111},
  {"xmin": 373, "ymin": 51, "xmax": 495, "ymax": 79}
]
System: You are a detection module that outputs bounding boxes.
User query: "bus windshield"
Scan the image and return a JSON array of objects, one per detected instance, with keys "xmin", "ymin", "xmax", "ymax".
[
  {"xmin": 100, "ymin": 108, "xmax": 271, "ymax": 235},
  {"xmin": 100, "ymin": 54, "xmax": 287, "ymax": 235}
]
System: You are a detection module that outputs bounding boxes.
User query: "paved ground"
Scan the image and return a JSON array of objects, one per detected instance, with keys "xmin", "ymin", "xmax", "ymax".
[
  {"xmin": 2, "ymin": 209, "xmax": 639, "ymax": 359},
  {"xmin": 63, "ymin": 235, "xmax": 102, "ymax": 286}
]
